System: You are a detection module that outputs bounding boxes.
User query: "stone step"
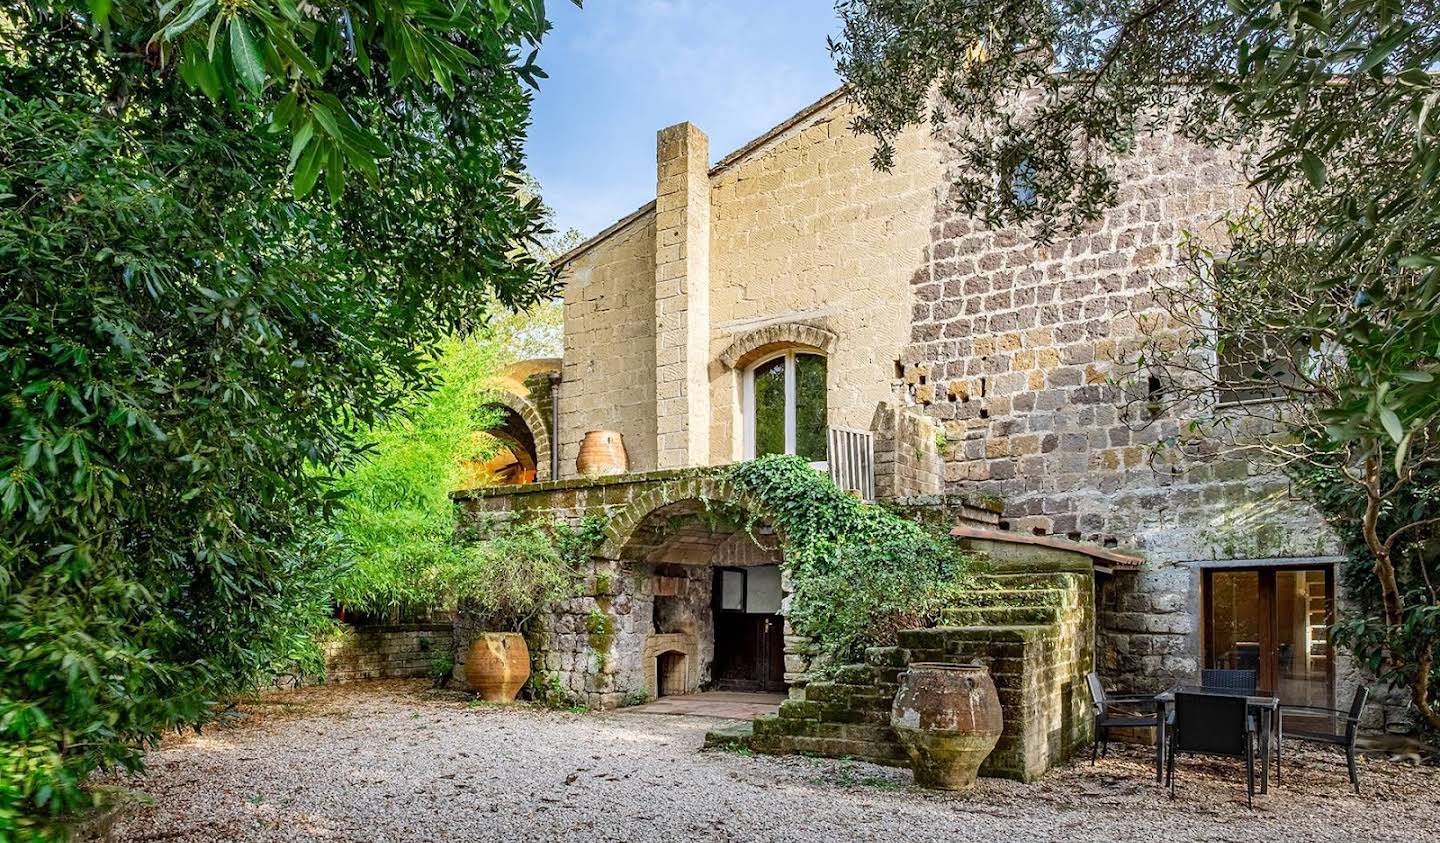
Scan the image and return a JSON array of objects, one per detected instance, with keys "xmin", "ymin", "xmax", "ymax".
[
  {"xmin": 948, "ymin": 588, "xmax": 1069, "ymax": 609},
  {"xmin": 702, "ymin": 721, "xmax": 754, "ymax": 752},
  {"xmin": 974, "ymin": 572, "xmax": 1082, "ymax": 590},
  {"xmin": 940, "ymin": 605, "xmax": 1062, "ymax": 626}
]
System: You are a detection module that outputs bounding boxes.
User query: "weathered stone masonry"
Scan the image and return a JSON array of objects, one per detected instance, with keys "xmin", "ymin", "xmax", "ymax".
[{"xmin": 901, "ymin": 128, "xmax": 1350, "ymax": 701}]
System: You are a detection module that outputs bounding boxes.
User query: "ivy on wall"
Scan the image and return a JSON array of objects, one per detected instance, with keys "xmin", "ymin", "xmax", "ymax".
[{"xmin": 726, "ymin": 455, "xmax": 977, "ymax": 663}]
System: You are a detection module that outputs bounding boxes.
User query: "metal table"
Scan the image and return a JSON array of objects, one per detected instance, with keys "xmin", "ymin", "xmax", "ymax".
[{"xmin": 1154, "ymin": 686, "xmax": 1280, "ymax": 792}]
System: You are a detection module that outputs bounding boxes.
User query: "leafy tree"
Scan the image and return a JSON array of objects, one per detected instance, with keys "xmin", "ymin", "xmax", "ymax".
[
  {"xmin": 0, "ymin": 0, "xmax": 570, "ymax": 835},
  {"xmin": 832, "ymin": 1, "xmax": 1440, "ymax": 726}
]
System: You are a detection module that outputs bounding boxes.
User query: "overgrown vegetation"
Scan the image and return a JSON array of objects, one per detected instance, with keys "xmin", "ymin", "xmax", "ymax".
[
  {"xmin": 326, "ymin": 336, "xmax": 507, "ymax": 616},
  {"xmin": 0, "ymin": 0, "xmax": 565, "ymax": 836},
  {"xmin": 441, "ymin": 517, "xmax": 603, "ymax": 632},
  {"xmin": 1300, "ymin": 462, "xmax": 1440, "ymax": 733},
  {"xmin": 727, "ymin": 455, "xmax": 976, "ymax": 663}
]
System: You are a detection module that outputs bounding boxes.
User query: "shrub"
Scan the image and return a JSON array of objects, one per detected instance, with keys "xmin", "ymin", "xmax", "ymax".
[{"xmin": 436, "ymin": 517, "xmax": 605, "ymax": 632}]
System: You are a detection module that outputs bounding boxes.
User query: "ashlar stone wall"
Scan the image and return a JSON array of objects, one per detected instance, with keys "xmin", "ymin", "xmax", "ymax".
[
  {"xmin": 558, "ymin": 213, "xmax": 659, "ymax": 477},
  {"xmin": 707, "ymin": 96, "xmax": 946, "ymax": 463}
]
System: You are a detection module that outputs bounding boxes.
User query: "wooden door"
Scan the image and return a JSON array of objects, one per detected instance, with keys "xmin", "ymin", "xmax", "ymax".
[{"xmin": 712, "ymin": 567, "xmax": 787, "ymax": 693}]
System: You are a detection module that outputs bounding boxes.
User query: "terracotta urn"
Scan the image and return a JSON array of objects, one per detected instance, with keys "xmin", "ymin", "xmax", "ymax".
[
  {"xmin": 464, "ymin": 632, "xmax": 531, "ymax": 702},
  {"xmin": 576, "ymin": 430, "xmax": 628, "ymax": 477},
  {"xmin": 890, "ymin": 662, "xmax": 1003, "ymax": 791}
]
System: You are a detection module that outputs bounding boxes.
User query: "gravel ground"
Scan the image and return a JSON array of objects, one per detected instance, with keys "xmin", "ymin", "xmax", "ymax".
[{"xmin": 105, "ymin": 681, "xmax": 1440, "ymax": 843}]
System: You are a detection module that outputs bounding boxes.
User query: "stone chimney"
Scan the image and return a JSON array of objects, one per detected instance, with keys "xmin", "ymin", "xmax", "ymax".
[{"xmin": 654, "ymin": 122, "xmax": 711, "ymax": 469}]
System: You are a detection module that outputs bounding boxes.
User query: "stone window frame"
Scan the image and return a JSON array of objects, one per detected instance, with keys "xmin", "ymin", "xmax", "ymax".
[{"xmin": 717, "ymin": 322, "xmax": 838, "ymax": 466}]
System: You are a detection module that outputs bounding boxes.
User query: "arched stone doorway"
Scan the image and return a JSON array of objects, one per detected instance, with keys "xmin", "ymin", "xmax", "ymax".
[
  {"xmin": 604, "ymin": 496, "xmax": 790, "ymax": 696},
  {"xmin": 466, "ymin": 389, "xmax": 552, "ymax": 485}
]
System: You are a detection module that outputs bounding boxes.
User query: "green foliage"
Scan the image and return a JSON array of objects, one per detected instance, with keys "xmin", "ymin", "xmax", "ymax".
[
  {"xmin": 429, "ymin": 653, "xmax": 456, "ymax": 689},
  {"xmin": 727, "ymin": 455, "xmax": 975, "ymax": 663},
  {"xmin": 433, "ymin": 519, "xmax": 597, "ymax": 632},
  {"xmin": 0, "ymin": 0, "xmax": 562, "ymax": 836},
  {"xmin": 1298, "ymin": 461, "xmax": 1440, "ymax": 731},
  {"xmin": 326, "ymin": 336, "xmax": 507, "ymax": 615}
]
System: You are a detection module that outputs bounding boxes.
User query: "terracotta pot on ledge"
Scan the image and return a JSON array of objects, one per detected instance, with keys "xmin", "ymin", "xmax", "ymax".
[
  {"xmin": 891, "ymin": 662, "xmax": 1003, "ymax": 791},
  {"xmin": 576, "ymin": 430, "xmax": 628, "ymax": 477}
]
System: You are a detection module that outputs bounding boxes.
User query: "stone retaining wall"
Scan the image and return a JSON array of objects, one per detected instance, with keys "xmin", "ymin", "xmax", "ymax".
[{"xmin": 321, "ymin": 624, "xmax": 452, "ymax": 683}]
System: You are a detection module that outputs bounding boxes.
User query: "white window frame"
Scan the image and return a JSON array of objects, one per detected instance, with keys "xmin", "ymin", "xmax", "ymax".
[{"xmin": 741, "ymin": 350, "xmax": 827, "ymax": 469}]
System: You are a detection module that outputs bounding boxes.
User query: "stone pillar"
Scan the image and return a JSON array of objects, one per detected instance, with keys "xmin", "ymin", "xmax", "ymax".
[{"xmin": 654, "ymin": 122, "xmax": 710, "ymax": 469}]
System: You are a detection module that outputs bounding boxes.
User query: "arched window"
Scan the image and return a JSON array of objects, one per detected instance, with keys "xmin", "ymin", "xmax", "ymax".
[{"xmin": 743, "ymin": 351, "xmax": 827, "ymax": 464}]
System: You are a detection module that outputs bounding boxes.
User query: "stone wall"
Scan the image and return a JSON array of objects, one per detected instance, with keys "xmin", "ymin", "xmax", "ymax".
[
  {"xmin": 559, "ymin": 212, "xmax": 658, "ymax": 478},
  {"xmin": 720, "ymin": 567, "xmax": 1095, "ymax": 781},
  {"xmin": 706, "ymin": 94, "xmax": 946, "ymax": 464},
  {"xmin": 900, "ymin": 127, "xmax": 1344, "ymax": 695},
  {"xmin": 452, "ymin": 469, "xmax": 1001, "ymax": 708},
  {"xmin": 872, "ymin": 400, "xmax": 946, "ymax": 500},
  {"xmin": 321, "ymin": 624, "xmax": 452, "ymax": 683}
]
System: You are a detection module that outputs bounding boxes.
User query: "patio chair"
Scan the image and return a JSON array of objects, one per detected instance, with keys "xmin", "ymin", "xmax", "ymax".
[
  {"xmin": 1201, "ymin": 669, "xmax": 1258, "ymax": 694},
  {"xmin": 1276, "ymin": 686, "xmax": 1369, "ymax": 794},
  {"xmin": 1085, "ymin": 672, "xmax": 1161, "ymax": 767},
  {"xmin": 1167, "ymin": 690, "xmax": 1259, "ymax": 808}
]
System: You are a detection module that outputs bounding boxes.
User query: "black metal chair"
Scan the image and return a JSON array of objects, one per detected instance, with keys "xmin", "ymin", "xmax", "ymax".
[
  {"xmin": 1167, "ymin": 690, "xmax": 1259, "ymax": 807},
  {"xmin": 1276, "ymin": 686, "xmax": 1369, "ymax": 793},
  {"xmin": 1201, "ymin": 669, "xmax": 1258, "ymax": 694},
  {"xmin": 1085, "ymin": 672, "xmax": 1161, "ymax": 767}
]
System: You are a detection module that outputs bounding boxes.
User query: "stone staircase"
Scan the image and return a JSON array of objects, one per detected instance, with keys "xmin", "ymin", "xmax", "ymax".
[{"xmin": 705, "ymin": 567, "xmax": 1095, "ymax": 782}]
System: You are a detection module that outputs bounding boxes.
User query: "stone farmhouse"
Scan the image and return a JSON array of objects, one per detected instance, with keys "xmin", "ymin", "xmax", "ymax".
[{"xmin": 450, "ymin": 87, "xmax": 1390, "ymax": 776}]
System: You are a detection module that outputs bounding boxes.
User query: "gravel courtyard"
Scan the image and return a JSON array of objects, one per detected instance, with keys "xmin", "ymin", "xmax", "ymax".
[{"xmin": 107, "ymin": 681, "xmax": 1440, "ymax": 842}]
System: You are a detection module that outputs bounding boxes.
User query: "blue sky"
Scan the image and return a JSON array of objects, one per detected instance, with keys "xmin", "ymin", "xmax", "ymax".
[{"xmin": 526, "ymin": 1, "xmax": 842, "ymax": 238}]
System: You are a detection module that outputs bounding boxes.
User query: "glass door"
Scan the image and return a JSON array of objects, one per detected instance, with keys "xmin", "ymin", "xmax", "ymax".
[{"xmin": 1203, "ymin": 566, "xmax": 1334, "ymax": 707}]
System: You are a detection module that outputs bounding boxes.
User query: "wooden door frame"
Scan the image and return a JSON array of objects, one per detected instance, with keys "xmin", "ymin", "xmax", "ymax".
[{"xmin": 1200, "ymin": 564, "xmax": 1335, "ymax": 707}]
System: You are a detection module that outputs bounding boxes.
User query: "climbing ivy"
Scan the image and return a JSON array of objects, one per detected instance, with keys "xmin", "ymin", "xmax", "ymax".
[{"xmin": 726, "ymin": 455, "xmax": 976, "ymax": 663}]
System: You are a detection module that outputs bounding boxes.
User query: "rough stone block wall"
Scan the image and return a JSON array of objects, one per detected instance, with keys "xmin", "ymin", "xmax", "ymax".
[
  {"xmin": 901, "ymin": 128, "xmax": 1343, "ymax": 694},
  {"xmin": 559, "ymin": 213, "xmax": 658, "ymax": 478},
  {"xmin": 321, "ymin": 624, "xmax": 452, "ymax": 683},
  {"xmin": 738, "ymin": 569, "xmax": 1094, "ymax": 782},
  {"xmin": 871, "ymin": 400, "xmax": 946, "ymax": 500}
]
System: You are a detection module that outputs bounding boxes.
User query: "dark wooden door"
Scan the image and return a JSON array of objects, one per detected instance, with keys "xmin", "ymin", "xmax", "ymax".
[{"xmin": 712, "ymin": 568, "xmax": 787, "ymax": 693}]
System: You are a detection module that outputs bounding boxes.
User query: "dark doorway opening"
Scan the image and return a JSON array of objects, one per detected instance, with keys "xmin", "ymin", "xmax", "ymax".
[
  {"xmin": 711, "ymin": 565, "xmax": 786, "ymax": 692},
  {"xmin": 656, "ymin": 651, "xmax": 688, "ymax": 697}
]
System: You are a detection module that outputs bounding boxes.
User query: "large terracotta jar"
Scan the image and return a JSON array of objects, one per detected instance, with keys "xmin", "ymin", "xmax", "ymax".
[
  {"xmin": 464, "ymin": 632, "xmax": 531, "ymax": 702},
  {"xmin": 890, "ymin": 662, "xmax": 1003, "ymax": 791},
  {"xmin": 576, "ymin": 431, "xmax": 627, "ymax": 477}
]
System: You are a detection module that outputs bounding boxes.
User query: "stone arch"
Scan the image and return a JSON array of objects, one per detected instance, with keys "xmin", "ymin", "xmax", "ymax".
[
  {"xmin": 717, "ymin": 322, "xmax": 838, "ymax": 370},
  {"xmin": 593, "ymin": 475, "xmax": 784, "ymax": 561},
  {"xmin": 484, "ymin": 389, "xmax": 552, "ymax": 483}
]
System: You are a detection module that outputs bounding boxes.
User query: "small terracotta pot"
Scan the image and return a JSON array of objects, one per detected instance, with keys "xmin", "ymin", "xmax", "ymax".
[
  {"xmin": 576, "ymin": 430, "xmax": 628, "ymax": 477},
  {"xmin": 891, "ymin": 662, "xmax": 1003, "ymax": 791},
  {"xmin": 464, "ymin": 632, "xmax": 531, "ymax": 702}
]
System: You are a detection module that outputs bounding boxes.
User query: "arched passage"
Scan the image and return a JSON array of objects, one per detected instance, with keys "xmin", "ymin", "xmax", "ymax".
[
  {"xmin": 474, "ymin": 389, "xmax": 552, "ymax": 484},
  {"xmin": 595, "ymin": 480, "xmax": 795, "ymax": 696}
]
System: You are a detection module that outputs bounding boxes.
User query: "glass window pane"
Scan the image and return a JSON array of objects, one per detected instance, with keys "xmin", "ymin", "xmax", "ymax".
[
  {"xmin": 1208, "ymin": 571, "xmax": 1261, "ymax": 674},
  {"xmin": 794, "ymin": 353, "xmax": 827, "ymax": 461},
  {"xmin": 745, "ymin": 565, "xmax": 782, "ymax": 614},
  {"xmin": 1276, "ymin": 569, "xmax": 1330, "ymax": 708},
  {"xmin": 752, "ymin": 356, "xmax": 786, "ymax": 457},
  {"xmin": 719, "ymin": 569, "xmax": 745, "ymax": 611}
]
